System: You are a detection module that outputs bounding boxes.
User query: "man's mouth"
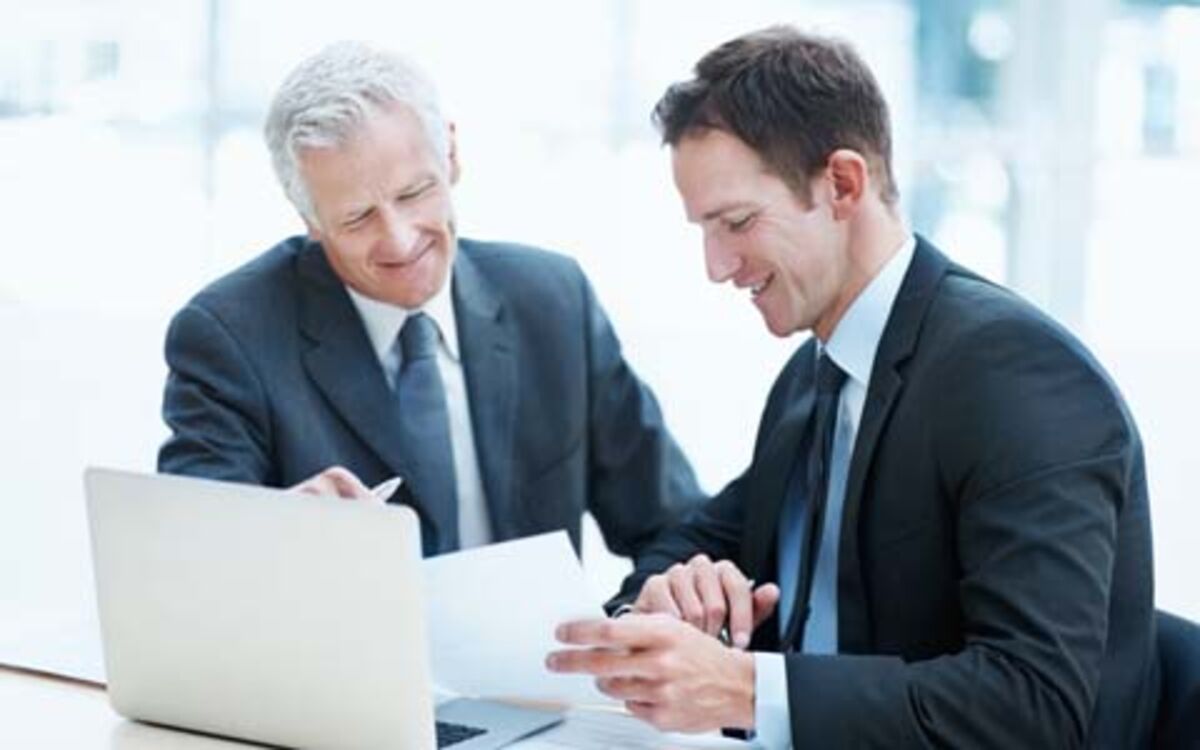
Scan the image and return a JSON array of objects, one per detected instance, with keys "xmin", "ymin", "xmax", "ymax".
[{"xmin": 750, "ymin": 274, "xmax": 773, "ymax": 298}]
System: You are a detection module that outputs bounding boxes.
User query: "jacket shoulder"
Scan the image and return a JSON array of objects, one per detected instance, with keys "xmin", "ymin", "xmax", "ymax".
[{"xmin": 459, "ymin": 237, "xmax": 582, "ymax": 283}]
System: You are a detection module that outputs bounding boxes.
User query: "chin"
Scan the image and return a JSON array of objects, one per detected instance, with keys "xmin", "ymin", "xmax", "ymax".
[{"xmin": 760, "ymin": 313, "xmax": 795, "ymax": 339}]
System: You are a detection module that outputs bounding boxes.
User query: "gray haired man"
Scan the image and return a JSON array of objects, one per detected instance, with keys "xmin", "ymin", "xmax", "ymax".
[{"xmin": 158, "ymin": 41, "xmax": 704, "ymax": 558}]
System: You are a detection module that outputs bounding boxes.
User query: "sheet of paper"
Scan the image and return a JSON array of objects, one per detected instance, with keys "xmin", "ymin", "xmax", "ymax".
[
  {"xmin": 514, "ymin": 707, "xmax": 762, "ymax": 749},
  {"xmin": 0, "ymin": 615, "xmax": 106, "ymax": 685},
  {"xmin": 423, "ymin": 531, "xmax": 612, "ymax": 705}
]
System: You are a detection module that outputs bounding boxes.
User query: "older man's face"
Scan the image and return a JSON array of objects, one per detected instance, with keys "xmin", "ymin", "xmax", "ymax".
[{"xmin": 299, "ymin": 104, "xmax": 458, "ymax": 309}]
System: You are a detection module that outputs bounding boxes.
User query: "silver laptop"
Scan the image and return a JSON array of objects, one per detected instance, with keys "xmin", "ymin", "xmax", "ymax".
[{"xmin": 84, "ymin": 468, "xmax": 561, "ymax": 749}]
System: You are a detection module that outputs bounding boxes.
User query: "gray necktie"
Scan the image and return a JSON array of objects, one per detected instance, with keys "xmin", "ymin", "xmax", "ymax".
[
  {"xmin": 778, "ymin": 353, "xmax": 847, "ymax": 646},
  {"xmin": 396, "ymin": 313, "xmax": 459, "ymax": 554}
]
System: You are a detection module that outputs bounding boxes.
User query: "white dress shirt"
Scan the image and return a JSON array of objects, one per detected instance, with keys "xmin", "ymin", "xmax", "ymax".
[
  {"xmin": 346, "ymin": 275, "xmax": 493, "ymax": 549},
  {"xmin": 753, "ymin": 235, "xmax": 916, "ymax": 748}
]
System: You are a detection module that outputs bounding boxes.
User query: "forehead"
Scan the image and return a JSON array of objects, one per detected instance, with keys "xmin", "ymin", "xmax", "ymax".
[
  {"xmin": 298, "ymin": 104, "xmax": 443, "ymax": 202},
  {"xmin": 670, "ymin": 129, "xmax": 780, "ymax": 220}
]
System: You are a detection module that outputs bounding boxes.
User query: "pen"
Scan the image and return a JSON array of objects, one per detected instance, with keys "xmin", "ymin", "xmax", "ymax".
[{"xmin": 370, "ymin": 476, "xmax": 403, "ymax": 502}]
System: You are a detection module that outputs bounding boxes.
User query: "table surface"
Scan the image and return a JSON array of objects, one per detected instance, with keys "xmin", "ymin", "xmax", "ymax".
[{"xmin": 0, "ymin": 665, "xmax": 754, "ymax": 749}]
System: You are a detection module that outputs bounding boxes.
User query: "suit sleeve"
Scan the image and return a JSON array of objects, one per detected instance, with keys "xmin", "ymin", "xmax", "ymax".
[
  {"xmin": 157, "ymin": 302, "xmax": 275, "ymax": 484},
  {"xmin": 781, "ymin": 318, "xmax": 1133, "ymax": 749},
  {"xmin": 573, "ymin": 273, "xmax": 707, "ymax": 568},
  {"xmin": 606, "ymin": 343, "xmax": 811, "ymax": 610}
]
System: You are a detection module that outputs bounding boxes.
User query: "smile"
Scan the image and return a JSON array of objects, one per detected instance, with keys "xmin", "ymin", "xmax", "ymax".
[
  {"xmin": 750, "ymin": 274, "xmax": 773, "ymax": 298},
  {"xmin": 376, "ymin": 240, "xmax": 432, "ymax": 269}
]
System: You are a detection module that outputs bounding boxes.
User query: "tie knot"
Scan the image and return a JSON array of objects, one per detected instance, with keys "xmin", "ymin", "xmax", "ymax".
[
  {"xmin": 399, "ymin": 312, "xmax": 440, "ymax": 363},
  {"xmin": 815, "ymin": 354, "xmax": 847, "ymax": 397}
]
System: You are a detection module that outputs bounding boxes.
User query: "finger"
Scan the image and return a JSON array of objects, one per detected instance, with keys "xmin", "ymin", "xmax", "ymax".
[
  {"xmin": 626, "ymin": 700, "xmax": 670, "ymax": 732},
  {"xmin": 667, "ymin": 564, "xmax": 705, "ymax": 631},
  {"xmin": 595, "ymin": 676, "xmax": 661, "ymax": 703},
  {"xmin": 634, "ymin": 577, "xmax": 683, "ymax": 620},
  {"xmin": 322, "ymin": 466, "xmax": 372, "ymax": 500},
  {"xmin": 291, "ymin": 472, "xmax": 337, "ymax": 496},
  {"xmin": 716, "ymin": 562, "xmax": 754, "ymax": 648},
  {"xmin": 689, "ymin": 556, "xmax": 727, "ymax": 637},
  {"xmin": 294, "ymin": 479, "xmax": 327, "ymax": 496},
  {"xmin": 545, "ymin": 648, "xmax": 658, "ymax": 679},
  {"xmin": 752, "ymin": 583, "xmax": 781, "ymax": 628},
  {"xmin": 554, "ymin": 614, "xmax": 676, "ymax": 650}
]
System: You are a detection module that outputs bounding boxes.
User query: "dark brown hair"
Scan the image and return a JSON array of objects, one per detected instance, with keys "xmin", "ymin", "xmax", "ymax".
[{"xmin": 653, "ymin": 25, "xmax": 898, "ymax": 205}]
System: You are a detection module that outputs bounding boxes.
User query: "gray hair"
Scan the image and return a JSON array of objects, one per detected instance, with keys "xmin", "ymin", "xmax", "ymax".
[{"xmin": 264, "ymin": 41, "xmax": 449, "ymax": 225}]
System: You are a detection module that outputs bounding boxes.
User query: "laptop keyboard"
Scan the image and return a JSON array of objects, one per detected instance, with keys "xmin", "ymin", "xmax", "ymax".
[{"xmin": 436, "ymin": 720, "xmax": 488, "ymax": 748}]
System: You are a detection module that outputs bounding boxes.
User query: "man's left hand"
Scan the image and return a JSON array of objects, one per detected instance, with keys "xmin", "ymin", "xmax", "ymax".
[{"xmin": 546, "ymin": 613, "xmax": 756, "ymax": 733}]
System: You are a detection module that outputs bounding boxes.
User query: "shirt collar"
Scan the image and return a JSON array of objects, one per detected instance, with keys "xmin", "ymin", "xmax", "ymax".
[
  {"xmin": 345, "ymin": 271, "xmax": 460, "ymax": 363},
  {"xmin": 822, "ymin": 235, "xmax": 916, "ymax": 389}
]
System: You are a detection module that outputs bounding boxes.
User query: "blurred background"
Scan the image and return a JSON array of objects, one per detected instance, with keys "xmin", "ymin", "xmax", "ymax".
[{"xmin": 1, "ymin": 0, "xmax": 1197, "ymax": 646}]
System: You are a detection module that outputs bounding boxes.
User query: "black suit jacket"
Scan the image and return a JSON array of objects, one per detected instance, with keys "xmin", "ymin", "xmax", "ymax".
[
  {"xmin": 158, "ymin": 236, "xmax": 704, "ymax": 558},
  {"xmin": 619, "ymin": 237, "xmax": 1157, "ymax": 748}
]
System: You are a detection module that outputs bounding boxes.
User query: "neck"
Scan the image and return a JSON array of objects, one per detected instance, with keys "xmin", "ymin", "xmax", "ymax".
[{"xmin": 813, "ymin": 207, "xmax": 908, "ymax": 342}]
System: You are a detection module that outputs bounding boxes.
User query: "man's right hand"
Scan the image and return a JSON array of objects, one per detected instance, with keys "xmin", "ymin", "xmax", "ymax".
[
  {"xmin": 633, "ymin": 554, "xmax": 780, "ymax": 649},
  {"xmin": 290, "ymin": 466, "xmax": 375, "ymax": 501}
]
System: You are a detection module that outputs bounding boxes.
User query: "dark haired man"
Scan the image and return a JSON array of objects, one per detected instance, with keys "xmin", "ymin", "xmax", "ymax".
[{"xmin": 548, "ymin": 26, "xmax": 1156, "ymax": 748}]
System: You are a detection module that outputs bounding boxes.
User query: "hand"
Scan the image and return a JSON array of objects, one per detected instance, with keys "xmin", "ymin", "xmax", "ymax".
[
  {"xmin": 634, "ymin": 554, "xmax": 780, "ymax": 649},
  {"xmin": 547, "ymin": 613, "xmax": 756, "ymax": 733},
  {"xmin": 290, "ymin": 465, "xmax": 374, "ymax": 501}
]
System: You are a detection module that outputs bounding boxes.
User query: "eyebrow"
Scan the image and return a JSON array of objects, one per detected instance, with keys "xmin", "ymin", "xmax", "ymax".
[{"xmin": 699, "ymin": 202, "xmax": 755, "ymax": 223}]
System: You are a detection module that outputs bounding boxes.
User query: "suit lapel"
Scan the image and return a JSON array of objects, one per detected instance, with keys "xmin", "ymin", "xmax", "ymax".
[
  {"xmin": 296, "ymin": 243, "xmax": 433, "ymax": 525},
  {"xmin": 452, "ymin": 244, "xmax": 519, "ymax": 540},
  {"xmin": 836, "ymin": 236, "xmax": 949, "ymax": 653}
]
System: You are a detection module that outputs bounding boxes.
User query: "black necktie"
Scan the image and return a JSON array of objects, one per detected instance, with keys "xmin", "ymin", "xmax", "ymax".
[
  {"xmin": 396, "ymin": 313, "xmax": 459, "ymax": 554},
  {"xmin": 780, "ymin": 352, "xmax": 847, "ymax": 647}
]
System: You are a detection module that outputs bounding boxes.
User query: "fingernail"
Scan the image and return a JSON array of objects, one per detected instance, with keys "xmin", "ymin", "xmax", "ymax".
[
  {"xmin": 555, "ymin": 624, "xmax": 567, "ymax": 641},
  {"xmin": 734, "ymin": 631, "xmax": 750, "ymax": 649},
  {"xmin": 545, "ymin": 654, "xmax": 560, "ymax": 671}
]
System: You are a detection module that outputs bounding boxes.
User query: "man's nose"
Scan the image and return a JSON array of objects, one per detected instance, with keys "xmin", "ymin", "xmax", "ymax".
[
  {"xmin": 704, "ymin": 235, "xmax": 742, "ymax": 283},
  {"xmin": 379, "ymin": 207, "xmax": 422, "ymax": 260}
]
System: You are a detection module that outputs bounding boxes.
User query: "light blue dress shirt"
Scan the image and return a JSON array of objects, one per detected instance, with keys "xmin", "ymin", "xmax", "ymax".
[{"xmin": 753, "ymin": 236, "xmax": 916, "ymax": 748}]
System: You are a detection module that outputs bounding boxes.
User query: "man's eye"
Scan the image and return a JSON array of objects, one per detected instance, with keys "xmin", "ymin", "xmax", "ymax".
[
  {"xmin": 342, "ymin": 209, "xmax": 371, "ymax": 229},
  {"xmin": 727, "ymin": 214, "xmax": 754, "ymax": 232}
]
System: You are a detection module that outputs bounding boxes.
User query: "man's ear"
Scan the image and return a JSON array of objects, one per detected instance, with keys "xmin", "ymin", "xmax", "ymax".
[
  {"xmin": 446, "ymin": 121, "xmax": 461, "ymax": 185},
  {"xmin": 826, "ymin": 149, "xmax": 868, "ymax": 220},
  {"xmin": 304, "ymin": 217, "xmax": 321, "ymax": 242}
]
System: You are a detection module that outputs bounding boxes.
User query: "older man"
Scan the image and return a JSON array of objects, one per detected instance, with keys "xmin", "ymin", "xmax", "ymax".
[
  {"xmin": 549, "ymin": 26, "xmax": 1157, "ymax": 748},
  {"xmin": 158, "ymin": 41, "xmax": 703, "ymax": 558}
]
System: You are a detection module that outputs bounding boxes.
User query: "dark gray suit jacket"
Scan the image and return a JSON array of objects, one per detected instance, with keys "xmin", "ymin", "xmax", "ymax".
[
  {"xmin": 618, "ymin": 237, "xmax": 1157, "ymax": 748},
  {"xmin": 158, "ymin": 236, "xmax": 704, "ymax": 557}
]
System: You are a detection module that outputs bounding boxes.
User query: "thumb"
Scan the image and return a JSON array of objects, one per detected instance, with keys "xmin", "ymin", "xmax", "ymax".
[{"xmin": 752, "ymin": 583, "xmax": 781, "ymax": 628}]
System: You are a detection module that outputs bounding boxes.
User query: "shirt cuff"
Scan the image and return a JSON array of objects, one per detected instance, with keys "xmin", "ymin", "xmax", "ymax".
[{"xmin": 753, "ymin": 652, "xmax": 792, "ymax": 749}]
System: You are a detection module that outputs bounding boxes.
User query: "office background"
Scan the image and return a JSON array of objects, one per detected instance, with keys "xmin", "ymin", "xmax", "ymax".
[{"xmin": 2, "ymin": 0, "xmax": 1197, "ymax": 642}]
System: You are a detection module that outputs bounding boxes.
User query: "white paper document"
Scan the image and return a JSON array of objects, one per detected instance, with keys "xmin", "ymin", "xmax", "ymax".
[
  {"xmin": 423, "ymin": 531, "xmax": 612, "ymax": 705},
  {"xmin": 518, "ymin": 708, "xmax": 762, "ymax": 749}
]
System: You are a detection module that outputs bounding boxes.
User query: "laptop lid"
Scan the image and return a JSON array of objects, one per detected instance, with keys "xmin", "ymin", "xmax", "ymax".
[{"xmin": 84, "ymin": 467, "xmax": 436, "ymax": 749}]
